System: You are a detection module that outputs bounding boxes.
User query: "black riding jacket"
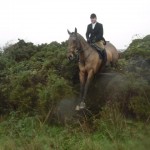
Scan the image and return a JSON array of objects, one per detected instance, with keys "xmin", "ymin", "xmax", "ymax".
[{"xmin": 86, "ymin": 22, "xmax": 105, "ymax": 43}]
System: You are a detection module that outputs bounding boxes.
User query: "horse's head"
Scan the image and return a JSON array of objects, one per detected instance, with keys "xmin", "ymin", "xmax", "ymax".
[{"xmin": 67, "ymin": 28, "xmax": 81, "ymax": 61}]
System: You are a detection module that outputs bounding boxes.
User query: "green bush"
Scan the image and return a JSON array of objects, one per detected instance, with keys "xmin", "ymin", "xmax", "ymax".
[
  {"xmin": 4, "ymin": 39, "xmax": 37, "ymax": 62},
  {"xmin": 0, "ymin": 39, "xmax": 77, "ymax": 116},
  {"xmin": 0, "ymin": 35, "xmax": 150, "ymax": 122},
  {"xmin": 124, "ymin": 35, "xmax": 150, "ymax": 59}
]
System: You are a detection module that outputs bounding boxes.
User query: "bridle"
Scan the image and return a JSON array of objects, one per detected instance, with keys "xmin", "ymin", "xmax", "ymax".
[
  {"xmin": 75, "ymin": 34, "xmax": 91, "ymax": 64},
  {"xmin": 68, "ymin": 33, "xmax": 91, "ymax": 64},
  {"xmin": 75, "ymin": 34, "xmax": 83, "ymax": 53}
]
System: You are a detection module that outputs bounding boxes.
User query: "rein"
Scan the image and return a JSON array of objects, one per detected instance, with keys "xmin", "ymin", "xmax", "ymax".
[{"xmin": 76, "ymin": 35, "xmax": 91, "ymax": 64}]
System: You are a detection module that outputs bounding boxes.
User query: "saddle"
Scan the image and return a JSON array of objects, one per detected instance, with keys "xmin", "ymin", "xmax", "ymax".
[{"xmin": 90, "ymin": 43, "xmax": 107, "ymax": 62}]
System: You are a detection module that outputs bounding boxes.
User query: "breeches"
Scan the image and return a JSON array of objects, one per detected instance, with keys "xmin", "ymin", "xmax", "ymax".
[{"xmin": 95, "ymin": 40, "xmax": 105, "ymax": 50}]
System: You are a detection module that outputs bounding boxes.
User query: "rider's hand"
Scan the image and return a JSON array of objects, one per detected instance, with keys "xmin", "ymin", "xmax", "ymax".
[
  {"xmin": 92, "ymin": 37, "xmax": 97, "ymax": 43},
  {"xmin": 91, "ymin": 39, "xmax": 96, "ymax": 43},
  {"xmin": 87, "ymin": 38, "xmax": 91, "ymax": 43}
]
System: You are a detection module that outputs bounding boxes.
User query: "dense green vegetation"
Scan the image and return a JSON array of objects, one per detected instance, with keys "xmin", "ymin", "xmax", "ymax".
[
  {"xmin": 0, "ymin": 40, "xmax": 76, "ymax": 115},
  {"xmin": 0, "ymin": 113, "xmax": 150, "ymax": 150},
  {"xmin": 0, "ymin": 36, "xmax": 150, "ymax": 149}
]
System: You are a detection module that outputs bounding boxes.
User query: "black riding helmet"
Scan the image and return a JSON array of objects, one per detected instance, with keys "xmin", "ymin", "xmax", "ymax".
[{"xmin": 90, "ymin": 13, "xmax": 97, "ymax": 19}]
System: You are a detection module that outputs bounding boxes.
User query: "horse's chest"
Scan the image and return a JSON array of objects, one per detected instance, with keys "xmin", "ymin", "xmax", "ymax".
[
  {"xmin": 79, "ymin": 63, "xmax": 91, "ymax": 72},
  {"xmin": 79, "ymin": 63, "xmax": 86, "ymax": 71}
]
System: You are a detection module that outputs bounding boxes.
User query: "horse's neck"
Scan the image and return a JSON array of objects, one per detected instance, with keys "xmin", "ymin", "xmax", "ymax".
[
  {"xmin": 79, "ymin": 36, "xmax": 89, "ymax": 50},
  {"xmin": 78, "ymin": 35, "xmax": 92, "ymax": 59}
]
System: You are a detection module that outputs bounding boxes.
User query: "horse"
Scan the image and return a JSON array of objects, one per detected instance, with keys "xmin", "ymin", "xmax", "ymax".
[{"xmin": 67, "ymin": 28, "xmax": 119, "ymax": 110}]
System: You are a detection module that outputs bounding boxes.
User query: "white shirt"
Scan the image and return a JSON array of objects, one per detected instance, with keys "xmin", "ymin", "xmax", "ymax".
[{"xmin": 92, "ymin": 22, "xmax": 97, "ymax": 29}]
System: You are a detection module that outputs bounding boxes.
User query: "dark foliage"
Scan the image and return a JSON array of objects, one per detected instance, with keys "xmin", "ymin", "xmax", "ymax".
[{"xmin": 0, "ymin": 35, "xmax": 150, "ymax": 121}]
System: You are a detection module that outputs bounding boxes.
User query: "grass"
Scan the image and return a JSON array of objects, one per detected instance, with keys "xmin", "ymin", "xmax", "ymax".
[{"xmin": 0, "ymin": 112, "xmax": 150, "ymax": 150}]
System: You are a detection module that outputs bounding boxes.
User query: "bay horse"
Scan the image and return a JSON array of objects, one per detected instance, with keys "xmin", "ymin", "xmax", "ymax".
[{"xmin": 67, "ymin": 28, "xmax": 119, "ymax": 110}]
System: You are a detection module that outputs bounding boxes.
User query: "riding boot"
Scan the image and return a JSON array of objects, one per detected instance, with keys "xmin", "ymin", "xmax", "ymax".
[{"xmin": 102, "ymin": 49, "xmax": 107, "ymax": 64}]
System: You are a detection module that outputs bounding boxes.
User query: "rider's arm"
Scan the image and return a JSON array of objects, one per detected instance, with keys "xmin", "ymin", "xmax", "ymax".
[
  {"xmin": 86, "ymin": 25, "xmax": 90, "ymax": 40},
  {"xmin": 95, "ymin": 24, "xmax": 103, "ymax": 42}
]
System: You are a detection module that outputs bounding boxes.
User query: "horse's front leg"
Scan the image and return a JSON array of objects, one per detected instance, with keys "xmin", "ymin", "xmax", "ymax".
[
  {"xmin": 79, "ymin": 69, "xmax": 94, "ymax": 109},
  {"xmin": 79, "ymin": 71, "xmax": 86, "ymax": 100},
  {"xmin": 75, "ymin": 71, "xmax": 86, "ymax": 110}
]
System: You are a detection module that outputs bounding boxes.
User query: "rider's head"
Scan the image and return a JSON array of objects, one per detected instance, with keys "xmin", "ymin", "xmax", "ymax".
[{"xmin": 90, "ymin": 13, "xmax": 97, "ymax": 24}]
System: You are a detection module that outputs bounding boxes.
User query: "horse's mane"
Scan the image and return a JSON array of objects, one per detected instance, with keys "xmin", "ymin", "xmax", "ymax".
[
  {"xmin": 76, "ymin": 33, "xmax": 89, "ymax": 47},
  {"xmin": 77, "ymin": 33, "xmax": 86, "ymax": 42},
  {"xmin": 71, "ymin": 32, "xmax": 93, "ymax": 50}
]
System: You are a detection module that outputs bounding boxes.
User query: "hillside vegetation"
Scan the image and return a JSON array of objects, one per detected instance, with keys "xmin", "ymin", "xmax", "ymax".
[{"xmin": 0, "ymin": 35, "xmax": 150, "ymax": 150}]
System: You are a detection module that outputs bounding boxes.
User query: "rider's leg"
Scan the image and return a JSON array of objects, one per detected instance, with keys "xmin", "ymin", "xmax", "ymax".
[
  {"xmin": 95, "ymin": 40, "xmax": 107, "ymax": 63},
  {"xmin": 95, "ymin": 40, "xmax": 105, "ymax": 49}
]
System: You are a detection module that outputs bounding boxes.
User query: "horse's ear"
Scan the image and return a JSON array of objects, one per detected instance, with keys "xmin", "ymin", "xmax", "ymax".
[
  {"xmin": 67, "ymin": 29, "xmax": 71, "ymax": 35},
  {"xmin": 75, "ymin": 28, "xmax": 77, "ymax": 34}
]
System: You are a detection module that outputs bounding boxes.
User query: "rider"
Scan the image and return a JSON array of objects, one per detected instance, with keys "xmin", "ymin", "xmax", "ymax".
[{"xmin": 86, "ymin": 13, "xmax": 107, "ymax": 62}]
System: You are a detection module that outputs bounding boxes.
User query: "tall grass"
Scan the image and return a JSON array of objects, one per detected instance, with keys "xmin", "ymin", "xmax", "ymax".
[{"xmin": 0, "ymin": 111, "xmax": 149, "ymax": 150}]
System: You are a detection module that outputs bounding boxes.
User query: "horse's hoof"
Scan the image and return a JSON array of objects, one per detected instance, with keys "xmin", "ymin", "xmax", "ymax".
[
  {"xmin": 75, "ymin": 105, "xmax": 80, "ymax": 111},
  {"xmin": 79, "ymin": 102, "xmax": 86, "ymax": 109}
]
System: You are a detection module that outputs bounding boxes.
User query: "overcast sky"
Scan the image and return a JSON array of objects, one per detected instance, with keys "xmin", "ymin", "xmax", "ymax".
[{"xmin": 0, "ymin": 0, "xmax": 149, "ymax": 49}]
